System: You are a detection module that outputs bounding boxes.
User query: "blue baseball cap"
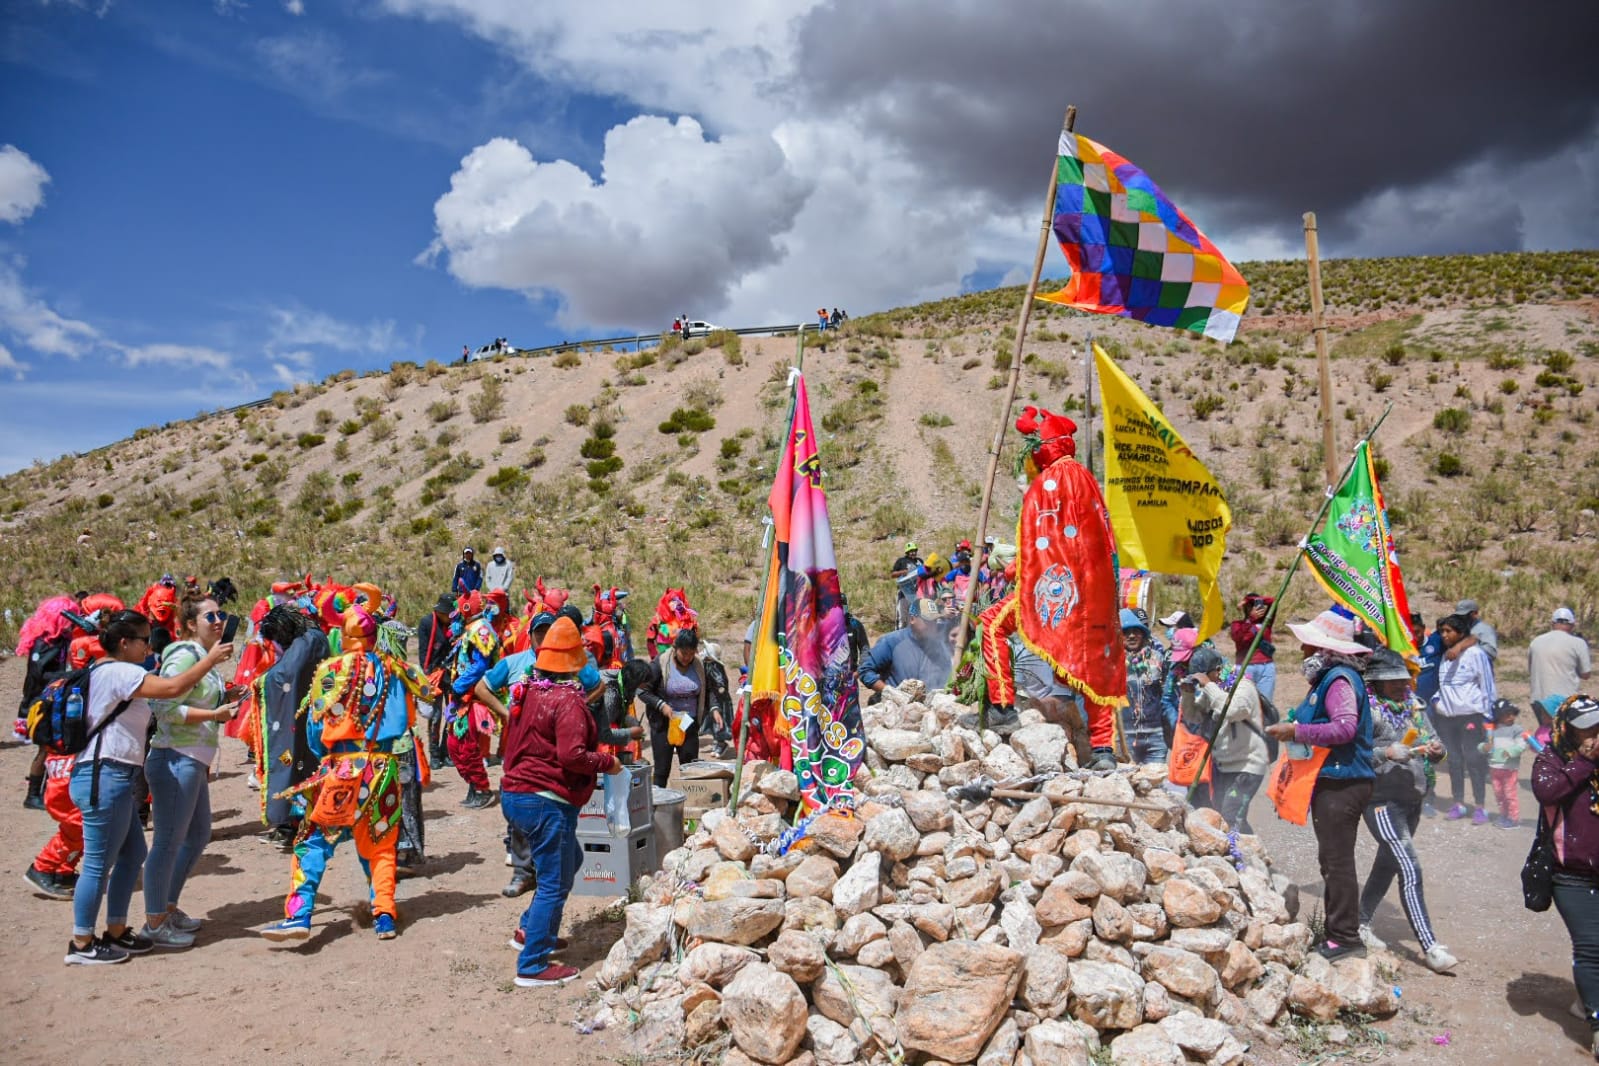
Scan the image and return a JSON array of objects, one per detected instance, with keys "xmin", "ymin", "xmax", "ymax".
[{"xmin": 1119, "ymin": 608, "xmax": 1148, "ymax": 633}]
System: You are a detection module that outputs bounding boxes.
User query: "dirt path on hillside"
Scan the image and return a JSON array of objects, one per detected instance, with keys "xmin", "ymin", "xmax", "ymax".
[{"xmin": 0, "ymin": 653, "xmax": 1592, "ymax": 1065}]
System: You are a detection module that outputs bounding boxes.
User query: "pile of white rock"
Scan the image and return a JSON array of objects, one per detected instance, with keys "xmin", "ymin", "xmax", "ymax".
[{"xmin": 588, "ymin": 684, "xmax": 1397, "ymax": 1065}]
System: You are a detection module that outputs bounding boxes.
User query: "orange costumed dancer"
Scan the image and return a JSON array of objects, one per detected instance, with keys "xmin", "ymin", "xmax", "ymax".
[{"xmin": 980, "ymin": 406, "xmax": 1127, "ymax": 772}]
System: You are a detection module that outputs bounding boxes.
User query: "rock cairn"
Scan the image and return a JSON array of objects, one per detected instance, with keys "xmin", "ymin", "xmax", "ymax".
[{"xmin": 589, "ymin": 684, "xmax": 1397, "ymax": 1065}]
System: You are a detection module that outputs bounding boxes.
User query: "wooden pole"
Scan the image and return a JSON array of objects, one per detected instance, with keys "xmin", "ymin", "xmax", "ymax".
[
  {"xmin": 728, "ymin": 326, "xmax": 807, "ymax": 812},
  {"xmin": 1183, "ymin": 403, "xmax": 1394, "ymax": 804},
  {"xmin": 1304, "ymin": 212, "xmax": 1338, "ymax": 489},
  {"xmin": 953, "ymin": 105, "xmax": 1075, "ymax": 658},
  {"xmin": 1082, "ymin": 334, "xmax": 1095, "ymax": 479}
]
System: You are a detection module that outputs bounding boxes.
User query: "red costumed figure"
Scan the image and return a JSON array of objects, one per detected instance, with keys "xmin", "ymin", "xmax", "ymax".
[
  {"xmin": 25, "ymin": 630, "xmax": 112, "ymax": 898},
  {"xmin": 586, "ymin": 585, "xmax": 627, "ymax": 669},
  {"xmin": 979, "ymin": 407, "xmax": 1127, "ymax": 772},
  {"xmin": 646, "ymin": 587, "xmax": 697, "ymax": 656}
]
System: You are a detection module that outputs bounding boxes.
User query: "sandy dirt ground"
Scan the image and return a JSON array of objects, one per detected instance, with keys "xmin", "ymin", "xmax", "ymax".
[{"xmin": 0, "ymin": 653, "xmax": 1591, "ymax": 1066}]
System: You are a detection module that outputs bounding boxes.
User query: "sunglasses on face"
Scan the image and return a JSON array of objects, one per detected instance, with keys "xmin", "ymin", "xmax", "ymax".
[{"xmin": 203, "ymin": 611, "xmax": 225, "ymax": 623}]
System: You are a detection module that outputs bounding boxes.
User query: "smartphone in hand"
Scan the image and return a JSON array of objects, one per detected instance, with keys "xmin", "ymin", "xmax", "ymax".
[{"xmin": 221, "ymin": 614, "xmax": 241, "ymax": 645}]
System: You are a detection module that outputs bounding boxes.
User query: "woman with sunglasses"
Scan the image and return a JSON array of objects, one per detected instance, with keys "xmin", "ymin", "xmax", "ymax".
[
  {"xmin": 141, "ymin": 593, "xmax": 241, "ymax": 948},
  {"xmin": 65, "ymin": 610, "xmax": 232, "ymax": 965}
]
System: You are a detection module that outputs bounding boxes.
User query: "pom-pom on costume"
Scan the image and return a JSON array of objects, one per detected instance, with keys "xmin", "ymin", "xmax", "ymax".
[
  {"xmin": 269, "ymin": 608, "xmax": 435, "ymax": 935},
  {"xmin": 979, "ymin": 406, "xmax": 1128, "ymax": 771}
]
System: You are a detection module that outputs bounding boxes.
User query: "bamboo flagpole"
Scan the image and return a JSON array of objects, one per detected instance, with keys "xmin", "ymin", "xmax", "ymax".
[
  {"xmin": 1304, "ymin": 212, "xmax": 1339, "ymax": 490},
  {"xmin": 1182, "ymin": 403, "xmax": 1394, "ymax": 804},
  {"xmin": 953, "ymin": 105, "xmax": 1076, "ymax": 658},
  {"xmin": 728, "ymin": 326, "xmax": 807, "ymax": 811}
]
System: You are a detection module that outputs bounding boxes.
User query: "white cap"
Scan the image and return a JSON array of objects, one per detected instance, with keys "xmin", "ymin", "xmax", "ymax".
[
  {"xmin": 1158, "ymin": 610, "xmax": 1188, "ymax": 627},
  {"xmin": 1554, "ymin": 607, "xmax": 1577, "ymax": 624}
]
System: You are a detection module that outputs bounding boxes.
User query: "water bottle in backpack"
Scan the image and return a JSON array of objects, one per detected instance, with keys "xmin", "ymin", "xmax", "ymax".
[{"xmin": 63, "ymin": 687, "xmax": 84, "ymax": 742}]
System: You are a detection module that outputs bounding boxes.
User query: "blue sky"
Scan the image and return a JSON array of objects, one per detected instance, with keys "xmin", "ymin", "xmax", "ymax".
[{"xmin": 1, "ymin": 1, "xmax": 1594, "ymax": 474}]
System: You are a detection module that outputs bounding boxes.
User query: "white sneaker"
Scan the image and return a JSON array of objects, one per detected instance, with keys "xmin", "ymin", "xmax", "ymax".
[
  {"xmin": 1358, "ymin": 924, "xmax": 1387, "ymax": 951},
  {"xmin": 1424, "ymin": 944, "xmax": 1458, "ymax": 973},
  {"xmin": 141, "ymin": 922, "xmax": 195, "ymax": 949},
  {"xmin": 166, "ymin": 908, "xmax": 202, "ymax": 934},
  {"xmin": 505, "ymin": 852, "xmax": 513, "ymax": 867},
  {"xmin": 247, "ymin": 772, "xmax": 260, "ymax": 791}
]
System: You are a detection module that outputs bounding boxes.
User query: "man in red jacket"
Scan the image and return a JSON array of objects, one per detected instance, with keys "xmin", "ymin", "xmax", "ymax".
[{"xmin": 500, "ymin": 617, "xmax": 620, "ymax": 987}]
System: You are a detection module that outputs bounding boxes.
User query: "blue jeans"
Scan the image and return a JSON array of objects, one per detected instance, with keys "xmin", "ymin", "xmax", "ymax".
[
  {"xmin": 503, "ymin": 791, "xmax": 580, "ymax": 976},
  {"xmin": 1124, "ymin": 728, "xmax": 1168, "ymax": 765},
  {"xmin": 1244, "ymin": 662, "xmax": 1277, "ymax": 704},
  {"xmin": 143, "ymin": 747, "xmax": 212, "ymax": 917},
  {"xmin": 69, "ymin": 760, "xmax": 148, "ymax": 937}
]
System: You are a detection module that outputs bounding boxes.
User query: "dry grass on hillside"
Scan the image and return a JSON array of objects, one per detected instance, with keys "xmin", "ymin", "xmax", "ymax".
[{"xmin": 3, "ymin": 251, "xmax": 1599, "ymax": 650}]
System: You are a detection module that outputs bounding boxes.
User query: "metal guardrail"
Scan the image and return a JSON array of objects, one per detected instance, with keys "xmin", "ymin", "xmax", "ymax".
[{"xmin": 214, "ymin": 321, "xmax": 826, "ymax": 418}]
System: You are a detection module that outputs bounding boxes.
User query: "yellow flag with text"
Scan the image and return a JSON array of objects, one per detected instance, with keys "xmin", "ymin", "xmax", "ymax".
[{"xmin": 1095, "ymin": 343, "xmax": 1231, "ymax": 641}]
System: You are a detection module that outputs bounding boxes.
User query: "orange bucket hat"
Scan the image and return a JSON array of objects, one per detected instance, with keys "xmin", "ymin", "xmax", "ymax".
[{"xmin": 536, "ymin": 616, "xmax": 587, "ymax": 674}]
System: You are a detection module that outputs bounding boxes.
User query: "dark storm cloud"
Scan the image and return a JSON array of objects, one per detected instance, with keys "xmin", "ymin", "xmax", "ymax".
[{"xmin": 794, "ymin": 0, "xmax": 1599, "ymax": 255}]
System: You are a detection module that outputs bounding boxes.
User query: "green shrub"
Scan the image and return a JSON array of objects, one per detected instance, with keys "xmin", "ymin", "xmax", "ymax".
[
  {"xmin": 314, "ymin": 409, "xmax": 334, "ymax": 429},
  {"xmin": 1435, "ymin": 452, "xmax": 1464, "ymax": 477},
  {"xmin": 367, "ymin": 415, "xmax": 394, "ymax": 441},
  {"xmin": 553, "ymin": 350, "xmax": 582, "ymax": 368},
  {"xmin": 1432, "ymin": 408, "xmax": 1471, "ymax": 434},
  {"xmin": 580, "ymin": 437, "xmax": 616, "ymax": 460},
  {"xmin": 427, "ymin": 399, "xmax": 458, "ymax": 423},
  {"xmin": 1500, "ymin": 379, "xmax": 1520, "ymax": 395},
  {"xmin": 522, "ymin": 446, "xmax": 546, "ymax": 469},
  {"xmin": 1191, "ymin": 394, "xmax": 1225, "ymax": 420},
  {"xmin": 919, "ymin": 413, "xmax": 954, "ymax": 427},
  {"xmin": 564, "ymin": 404, "xmax": 589, "ymax": 426},
  {"xmin": 1487, "ymin": 351, "xmax": 1523, "ymax": 370},
  {"xmin": 296, "ymin": 432, "xmax": 325, "ymax": 449},
  {"xmin": 720, "ymin": 438, "xmax": 743, "ymax": 459},
  {"xmin": 468, "ymin": 376, "xmax": 505, "ymax": 423},
  {"xmin": 1382, "ymin": 343, "xmax": 1406, "ymax": 366},
  {"xmin": 1547, "ymin": 350, "xmax": 1575, "ymax": 374},
  {"xmin": 658, "ymin": 407, "xmax": 716, "ymax": 434},
  {"xmin": 337, "ymin": 419, "xmax": 361, "ymax": 436},
  {"xmin": 499, "ymin": 426, "xmax": 521, "ymax": 444},
  {"xmin": 95, "ymin": 493, "xmax": 114, "ymax": 509},
  {"xmin": 486, "ymin": 466, "xmax": 529, "ymax": 494},
  {"xmin": 586, "ymin": 456, "xmax": 624, "ymax": 479}
]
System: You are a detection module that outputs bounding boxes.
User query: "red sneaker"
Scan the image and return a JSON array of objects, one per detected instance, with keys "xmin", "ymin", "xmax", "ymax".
[
  {"xmin": 508, "ymin": 928, "xmax": 569, "ymax": 951},
  {"xmin": 515, "ymin": 963, "xmax": 579, "ymax": 987}
]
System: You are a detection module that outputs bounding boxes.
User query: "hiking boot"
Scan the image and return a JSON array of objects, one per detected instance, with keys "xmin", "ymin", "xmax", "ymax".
[
  {"xmin": 1357, "ymin": 924, "xmax": 1387, "ymax": 951},
  {"xmin": 166, "ymin": 908, "xmax": 202, "ymax": 933},
  {"xmin": 100, "ymin": 928, "xmax": 154, "ymax": 955},
  {"xmin": 502, "ymin": 876, "xmax": 533, "ymax": 898},
  {"xmin": 986, "ymin": 706, "xmax": 1022, "ymax": 736},
  {"xmin": 1315, "ymin": 939, "xmax": 1365, "ymax": 962},
  {"xmin": 140, "ymin": 921, "xmax": 195, "ymax": 949},
  {"xmin": 1444, "ymin": 803, "xmax": 1470, "ymax": 820},
  {"xmin": 374, "ymin": 914, "xmax": 397, "ymax": 940},
  {"xmin": 1424, "ymin": 944, "xmax": 1458, "ymax": 973},
  {"xmin": 1471, "ymin": 807, "xmax": 1490, "ymax": 826},
  {"xmin": 462, "ymin": 788, "xmax": 499, "ymax": 810},
  {"xmin": 1086, "ymin": 748, "xmax": 1119, "ymax": 773},
  {"xmin": 64, "ymin": 938, "xmax": 129, "ymax": 966},
  {"xmin": 260, "ymin": 916, "xmax": 312, "ymax": 942},
  {"xmin": 514, "ymin": 963, "xmax": 580, "ymax": 987},
  {"xmin": 25, "ymin": 864, "xmax": 74, "ymax": 900}
]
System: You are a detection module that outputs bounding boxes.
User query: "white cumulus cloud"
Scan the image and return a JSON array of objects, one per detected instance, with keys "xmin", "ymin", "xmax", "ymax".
[
  {"xmin": 427, "ymin": 117, "xmax": 811, "ymax": 328},
  {"xmin": 0, "ymin": 146, "xmax": 51, "ymax": 225}
]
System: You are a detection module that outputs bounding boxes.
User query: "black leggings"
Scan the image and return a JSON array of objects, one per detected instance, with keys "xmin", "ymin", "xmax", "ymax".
[
  {"xmin": 1433, "ymin": 714, "xmax": 1489, "ymax": 808},
  {"xmin": 649, "ymin": 718, "xmax": 700, "ymax": 788},
  {"xmin": 1555, "ymin": 873, "xmax": 1599, "ymax": 1033}
]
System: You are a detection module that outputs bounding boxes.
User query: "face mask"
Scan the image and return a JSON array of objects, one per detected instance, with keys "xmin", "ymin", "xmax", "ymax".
[{"xmin": 1301, "ymin": 653, "xmax": 1328, "ymax": 680}]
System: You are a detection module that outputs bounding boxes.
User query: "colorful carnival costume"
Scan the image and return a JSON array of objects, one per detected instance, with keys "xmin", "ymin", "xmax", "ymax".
[
  {"xmin": 261, "ymin": 608, "xmax": 435, "ymax": 942},
  {"xmin": 375, "ymin": 619, "xmax": 430, "ymax": 870},
  {"xmin": 645, "ymin": 587, "xmax": 697, "ymax": 657},
  {"xmin": 445, "ymin": 592, "xmax": 504, "ymax": 805},
  {"xmin": 980, "ymin": 407, "xmax": 1127, "ymax": 772}
]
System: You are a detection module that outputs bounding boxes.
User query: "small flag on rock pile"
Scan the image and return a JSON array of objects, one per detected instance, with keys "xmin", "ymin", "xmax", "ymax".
[{"xmin": 1041, "ymin": 132, "xmax": 1249, "ymax": 344}]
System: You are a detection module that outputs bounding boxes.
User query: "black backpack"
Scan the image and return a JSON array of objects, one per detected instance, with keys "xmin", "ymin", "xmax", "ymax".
[
  {"xmin": 26, "ymin": 662, "xmax": 134, "ymax": 805},
  {"xmin": 1240, "ymin": 691, "xmax": 1282, "ymax": 763}
]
